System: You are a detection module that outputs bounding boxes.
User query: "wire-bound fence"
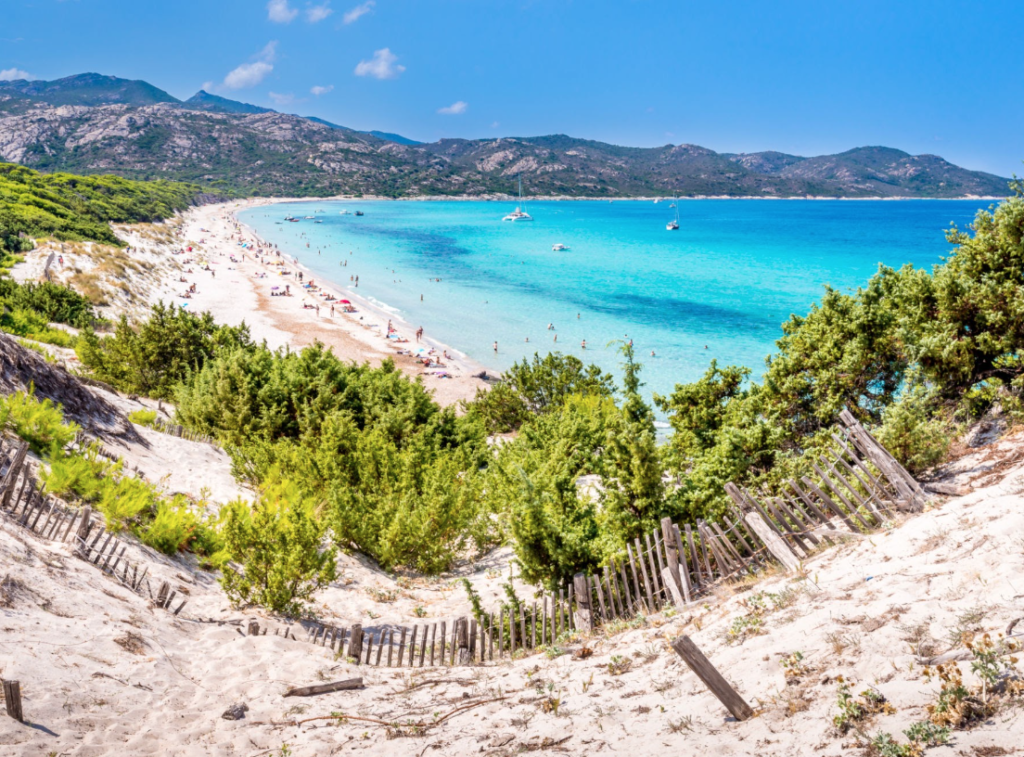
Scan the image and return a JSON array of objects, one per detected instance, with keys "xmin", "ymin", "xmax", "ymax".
[
  {"xmin": 0, "ymin": 436, "xmax": 187, "ymax": 615},
  {"xmin": 2, "ymin": 407, "xmax": 927, "ymax": 669}
]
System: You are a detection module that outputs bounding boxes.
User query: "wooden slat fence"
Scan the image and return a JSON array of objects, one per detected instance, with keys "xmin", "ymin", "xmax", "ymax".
[
  {"xmin": 291, "ymin": 408, "xmax": 928, "ymax": 666},
  {"xmin": 1, "ymin": 407, "xmax": 927, "ymax": 668},
  {"xmin": 0, "ymin": 436, "xmax": 187, "ymax": 616}
]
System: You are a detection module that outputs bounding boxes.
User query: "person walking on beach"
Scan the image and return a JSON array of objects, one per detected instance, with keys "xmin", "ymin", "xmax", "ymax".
[
  {"xmin": 416, "ymin": 327, "xmax": 424, "ymax": 342},
  {"xmin": 330, "ymin": 304, "xmax": 335, "ymax": 317}
]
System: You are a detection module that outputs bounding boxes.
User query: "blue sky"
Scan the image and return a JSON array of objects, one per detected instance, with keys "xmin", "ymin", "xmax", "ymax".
[{"xmin": 2, "ymin": 0, "xmax": 1021, "ymax": 175}]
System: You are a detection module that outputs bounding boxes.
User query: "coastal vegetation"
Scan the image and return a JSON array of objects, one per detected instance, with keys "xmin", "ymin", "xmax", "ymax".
[
  {"xmin": 0, "ymin": 163, "xmax": 199, "ymax": 254},
  {"xmin": 3, "ymin": 164, "xmax": 1022, "ymax": 610}
]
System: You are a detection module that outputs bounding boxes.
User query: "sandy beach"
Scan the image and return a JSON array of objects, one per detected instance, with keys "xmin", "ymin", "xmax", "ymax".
[{"xmin": 153, "ymin": 198, "xmax": 492, "ymax": 409}]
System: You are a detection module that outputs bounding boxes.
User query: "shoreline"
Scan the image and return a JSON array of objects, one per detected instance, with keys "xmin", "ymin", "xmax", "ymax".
[
  {"xmin": 240, "ymin": 193, "xmax": 1005, "ymax": 203},
  {"xmin": 166, "ymin": 198, "xmax": 492, "ymax": 409}
]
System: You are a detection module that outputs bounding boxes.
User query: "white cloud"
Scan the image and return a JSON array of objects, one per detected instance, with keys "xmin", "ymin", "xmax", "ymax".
[
  {"xmin": 490, "ymin": 121, "xmax": 499, "ymax": 129},
  {"xmin": 343, "ymin": 1, "xmax": 374, "ymax": 24},
  {"xmin": 354, "ymin": 48, "xmax": 404, "ymax": 79},
  {"xmin": 269, "ymin": 91, "xmax": 295, "ymax": 106},
  {"xmin": 306, "ymin": 2, "xmax": 333, "ymax": 22},
  {"xmin": 267, "ymin": 0, "xmax": 298, "ymax": 22},
  {"xmin": 259, "ymin": 40, "xmax": 279, "ymax": 61},
  {"xmin": 224, "ymin": 62, "xmax": 272, "ymax": 89},
  {"xmin": 310, "ymin": 84, "xmax": 334, "ymax": 96},
  {"xmin": 222, "ymin": 42, "xmax": 278, "ymax": 90},
  {"xmin": 0, "ymin": 67, "xmax": 33, "ymax": 81},
  {"xmin": 438, "ymin": 100, "xmax": 468, "ymax": 115}
]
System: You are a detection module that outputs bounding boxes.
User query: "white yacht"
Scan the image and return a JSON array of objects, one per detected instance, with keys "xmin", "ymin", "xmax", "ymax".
[
  {"xmin": 552, "ymin": 243, "xmax": 569, "ymax": 251},
  {"xmin": 339, "ymin": 210, "xmax": 351, "ymax": 215},
  {"xmin": 502, "ymin": 177, "xmax": 533, "ymax": 222},
  {"xmin": 667, "ymin": 201, "xmax": 680, "ymax": 231}
]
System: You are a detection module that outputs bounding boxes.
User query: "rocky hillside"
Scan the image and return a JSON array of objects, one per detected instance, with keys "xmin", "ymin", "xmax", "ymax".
[{"xmin": 0, "ymin": 74, "xmax": 1010, "ymax": 198}]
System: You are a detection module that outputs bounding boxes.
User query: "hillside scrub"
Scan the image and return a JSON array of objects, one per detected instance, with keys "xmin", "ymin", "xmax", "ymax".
[
  {"xmin": 0, "ymin": 163, "xmax": 199, "ymax": 255},
  {"xmin": 76, "ymin": 302, "xmax": 253, "ymax": 399}
]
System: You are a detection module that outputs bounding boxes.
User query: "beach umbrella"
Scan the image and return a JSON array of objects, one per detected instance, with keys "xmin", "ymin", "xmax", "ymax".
[
  {"xmin": 271, "ymin": 286, "xmax": 280, "ymax": 290},
  {"xmin": 339, "ymin": 299, "xmax": 351, "ymax": 304}
]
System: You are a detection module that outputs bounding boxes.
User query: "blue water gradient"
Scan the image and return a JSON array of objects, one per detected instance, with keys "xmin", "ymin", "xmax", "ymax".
[{"xmin": 237, "ymin": 198, "xmax": 989, "ymax": 403}]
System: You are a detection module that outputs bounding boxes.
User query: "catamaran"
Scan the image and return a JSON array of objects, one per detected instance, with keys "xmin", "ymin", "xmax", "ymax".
[{"xmin": 503, "ymin": 177, "xmax": 533, "ymax": 222}]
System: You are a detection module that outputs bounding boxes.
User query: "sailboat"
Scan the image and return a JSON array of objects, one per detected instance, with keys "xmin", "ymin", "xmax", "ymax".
[
  {"xmin": 502, "ymin": 177, "xmax": 533, "ymax": 222},
  {"xmin": 666, "ymin": 201, "xmax": 679, "ymax": 231}
]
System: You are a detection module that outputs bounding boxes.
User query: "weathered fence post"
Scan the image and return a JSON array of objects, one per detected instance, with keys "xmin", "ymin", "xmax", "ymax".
[
  {"xmin": 2, "ymin": 679, "xmax": 23, "ymax": 722},
  {"xmin": 744, "ymin": 511, "xmax": 801, "ymax": 572},
  {"xmin": 572, "ymin": 573, "xmax": 593, "ymax": 632},
  {"xmin": 74, "ymin": 505, "xmax": 92, "ymax": 556},
  {"xmin": 670, "ymin": 635, "xmax": 753, "ymax": 721},
  {"xmin": 661, "ymin": 517, "xmax": 689, "ymax": 604},
  {"xmin": 456, "ymin": 617, "xmax": 471, "ymax": 665},
  {"xmin": 348, "ymin": 623, "xmax": 363, "ymax": 663}
]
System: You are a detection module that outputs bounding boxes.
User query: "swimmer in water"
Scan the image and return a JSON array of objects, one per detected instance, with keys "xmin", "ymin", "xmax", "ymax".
[{"xmin": 581, "ymin": 339, "xmax": 586, "ymax": 350}]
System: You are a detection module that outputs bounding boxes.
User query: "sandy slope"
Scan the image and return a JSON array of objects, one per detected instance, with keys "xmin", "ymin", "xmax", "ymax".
[{"xmin": 2, "ymin": 427, "xmax": 1023, "ymax": 756}]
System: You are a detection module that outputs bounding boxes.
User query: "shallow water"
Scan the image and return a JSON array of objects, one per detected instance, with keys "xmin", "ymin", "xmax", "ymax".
[{"xmin": 238, "ymin": 198, "xmax": 987, "ymax": 403}]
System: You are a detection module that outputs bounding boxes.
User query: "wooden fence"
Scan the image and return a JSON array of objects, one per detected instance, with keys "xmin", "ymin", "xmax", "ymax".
[
  {"xmin": 1, "ymin": 407, "xmax": 927, "ymax": 669},
  {"xmin": 0, "ymin": 437, "xmax": 187, "ymax": 616},
  {"xmin": 294, "ymin": 408, "xmax": 928, "ymax": 667}
]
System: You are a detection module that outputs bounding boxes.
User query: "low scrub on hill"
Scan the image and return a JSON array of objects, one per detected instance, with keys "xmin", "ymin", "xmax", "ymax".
[{"xmin": 0, "ymin": 163, "xmax": 199, "ymax": 255}]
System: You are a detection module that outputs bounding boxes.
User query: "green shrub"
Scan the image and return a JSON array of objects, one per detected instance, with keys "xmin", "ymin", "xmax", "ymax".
[
  {"xmin": 40, "ymin": 444, "xmax": 112, "ymax": 502},
  {"xmin": 219, "ymin": 482, "xmax": 336, "ymax": 614},
  {"xmin": 875, "ymin": 386, "xmax": 951, "ymax": 474},
  {"xmin": 97, "ymin": 475, "xmax": 155, "ymax": 531},
  {"xmin": 0, "ymin": 388, "xmax": 80, "ymax": 453},
  {"xmin": 128, "ymin": 408, "xmax": 158, "ymax": 427},
  {"xmin": 139, "ymin": 496, "xmax": 222, "ymax": 556}
]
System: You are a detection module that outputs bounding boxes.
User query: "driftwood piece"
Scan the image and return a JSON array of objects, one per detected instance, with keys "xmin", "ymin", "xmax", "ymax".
[
  {"xmin": 283, "ymin": 678, "xmax": 364, "ymax": 697},
  {"xmin": 671, "ymin": 635, "xmax": 753, "ymax": 721}
]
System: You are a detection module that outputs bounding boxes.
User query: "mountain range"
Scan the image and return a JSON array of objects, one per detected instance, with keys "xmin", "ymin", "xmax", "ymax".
[{"xmin": 0, "ymin": 73, "xmax": 1010, "ymax": 199}]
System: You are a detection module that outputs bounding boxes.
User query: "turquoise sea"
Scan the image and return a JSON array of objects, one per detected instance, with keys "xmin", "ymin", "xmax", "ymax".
[{"xmin": 237, "ymin": 199, "xmax": 989, "ymax": 404}]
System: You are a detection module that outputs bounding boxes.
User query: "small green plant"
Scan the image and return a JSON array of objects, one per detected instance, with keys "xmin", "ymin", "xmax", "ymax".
[
  {"xmin": 461, "ymin": 578, "xmax": 486, "ymax": 624},
  {"xmin": 544, "ymin": 645, "xmax": 565, "ymax": 659},
  {"xmin": 413, "ymin": 606, "xmax": 427, "ymax": 618},
  {"xmin": 607, "ymin": 654, "xmax": 632, "ymax": 676},
  {"xmin": 128, "ymin": 408, "xmax": 158, "ymax": 427},
  {"xmin": 781, "ymin": 651, "xmax": 807, "ymax": 678},
  {"xmin": 0, "ymin": 388, "xmax": 80, "ymax": 453},
  {"xmin": 365, "ymin": 586, "xmax": 398, "ymax": 603},
  {"xmin": 869, "ymin": 723, "xmax": 949, "ymax": 757},
  {"xmin": 833, "ymin": 679, "xmax": 894, "ymax": 734}
]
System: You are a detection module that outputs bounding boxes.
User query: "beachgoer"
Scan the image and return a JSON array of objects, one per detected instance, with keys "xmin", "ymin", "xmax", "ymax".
[
  {"xmin": 493, "ymin": 341, "xmax": 498, "ymax": 353},
  {"xmin": 525, "ymin": 337, "xmax": 529, "ymax": 343},
  {"xmin": 547, "ymin": 323, "xmax": 553, "ymax": 330},
  {"xmin": 651, "ymin": 350, "xmax": 655, "ymax": 357},
  {"xmin": 581, "ymin": 339, "xmax": 586, "ymax": 349},
  {"xmin": 554, "ymin": 334, "xmax": 557, "ymax": 343}
]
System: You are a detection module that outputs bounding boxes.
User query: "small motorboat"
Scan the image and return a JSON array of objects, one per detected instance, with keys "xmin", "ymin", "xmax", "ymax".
[
  {"xmin": 339, "ymin": 210, "xmax": 351, "ymax": 215},
  {"xmin": 552, "ymin": 243, "xmax": 569, "ymax": 251},
  {"xmin": 355, "ymin": 211, "xmax": 364, "ymax": 216}
]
